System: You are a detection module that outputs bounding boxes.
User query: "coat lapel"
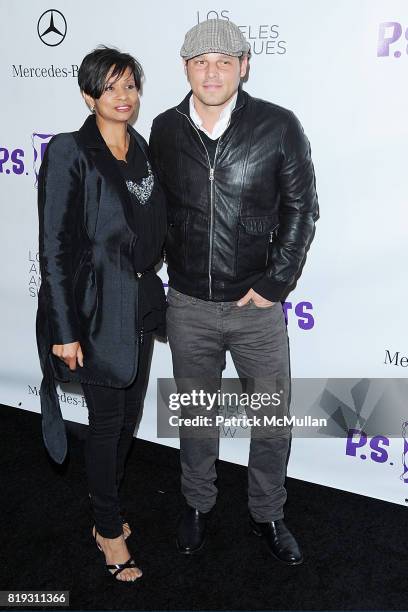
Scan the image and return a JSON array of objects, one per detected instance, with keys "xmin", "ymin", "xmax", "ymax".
[{"xmin": 77, "ymin": 114, "xmax": 137, "ymax": 236}]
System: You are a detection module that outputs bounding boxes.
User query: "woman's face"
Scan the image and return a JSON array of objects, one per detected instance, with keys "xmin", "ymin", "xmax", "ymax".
[{"xmin": 84, "ymin": 66, "xmax": 139, "ymax": 123}]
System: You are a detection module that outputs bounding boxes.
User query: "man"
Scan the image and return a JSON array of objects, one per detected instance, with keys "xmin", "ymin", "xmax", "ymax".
[{"xmin": 150, "ymin": 19, "xmax": 318, "ymax": 565}]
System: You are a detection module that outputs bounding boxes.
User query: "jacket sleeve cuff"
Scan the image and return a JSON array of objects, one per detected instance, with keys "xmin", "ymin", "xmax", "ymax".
[
  {"xmin": 252, "ymin": 277, "xmax": 289, "ymax": 302},
  {"xmin": 49, "ymin": 325, "xmax": 80, "ymax": 346}
]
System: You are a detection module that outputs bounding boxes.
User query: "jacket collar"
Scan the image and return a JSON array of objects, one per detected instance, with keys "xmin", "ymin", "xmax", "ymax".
[
  {"xmin": 77, "ymin": 112, "xmax": 148, "ymax": 157},
  {"xmin": 175, "ymin": 86, "xmax": 248, "ymax": 117},
  {"xmin": 77, "ymin": 113, "xmax": 107, "ymax": 149}
]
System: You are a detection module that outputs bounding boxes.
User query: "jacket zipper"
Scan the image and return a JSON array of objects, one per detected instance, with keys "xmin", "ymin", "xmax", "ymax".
[
  {"xmin": 208, "ymin": 145, "xmax": 220, "ymax": 300},
  {"xmin": 266, "ymin": 231, "xmax": 274, "ymax": 266},
  {"xmin": 265, "ymin": 226, "xmax": 279, "ymax": 266},
  {"xmin": 175, "ymin": 107, "xmax": 236, "ymax": 299}
]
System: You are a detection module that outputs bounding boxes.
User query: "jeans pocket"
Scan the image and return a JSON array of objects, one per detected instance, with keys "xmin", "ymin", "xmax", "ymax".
[
  {"xmin": 249, "ymin": 300, "xmax": 276, "ymax": 309},
  {"xmin": 166, "ymin": 288, "xmax": 189, "ymax": 308}
]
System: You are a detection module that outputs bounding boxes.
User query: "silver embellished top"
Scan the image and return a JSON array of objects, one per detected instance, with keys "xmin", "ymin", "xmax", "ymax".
[{"xmin": 125, "ymin": 160, "xmax": 154, "ymax": 206}]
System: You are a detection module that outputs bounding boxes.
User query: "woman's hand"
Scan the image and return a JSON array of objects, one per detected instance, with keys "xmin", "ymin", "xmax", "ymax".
[{"xmin": 52, "ymin": 342, "xmax": 84, "ymax": 370}]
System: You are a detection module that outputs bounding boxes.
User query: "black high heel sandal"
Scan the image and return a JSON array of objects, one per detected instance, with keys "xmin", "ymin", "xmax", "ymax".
[
  {"xmin": 92, "ymin": 529, "xmax": 142, "ymax": 582},
  {"xmin": 106, "ymin": 557, "xmax": 141, "ymax": 581}
]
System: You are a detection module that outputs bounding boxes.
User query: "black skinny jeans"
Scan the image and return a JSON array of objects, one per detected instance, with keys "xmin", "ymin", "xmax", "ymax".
[{"xmin": 82, "ymin": 333, "xmax": 153, "ymax": 538}]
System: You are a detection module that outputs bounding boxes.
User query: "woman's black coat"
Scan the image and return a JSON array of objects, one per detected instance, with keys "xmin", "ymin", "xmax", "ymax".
[{"xmin": 36, "ymin": 114, "xmax": 166, "ymax": 464}]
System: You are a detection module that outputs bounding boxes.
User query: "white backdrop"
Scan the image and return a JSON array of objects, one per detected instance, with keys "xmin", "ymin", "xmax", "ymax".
[{"xmin": 0, "ymin": 0, "xmax": 407, "ymax": 505}]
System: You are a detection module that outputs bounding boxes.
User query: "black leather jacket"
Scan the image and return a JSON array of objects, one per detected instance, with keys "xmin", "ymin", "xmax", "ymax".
[{"xmin": 150, "ymin": 88, "xmax": 318, "ymax": 302}]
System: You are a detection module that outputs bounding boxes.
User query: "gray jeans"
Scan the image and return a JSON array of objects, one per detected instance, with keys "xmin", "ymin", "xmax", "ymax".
[{"xmin": 166, "ymin": 287, "xmax": 291, "ymax": 522}]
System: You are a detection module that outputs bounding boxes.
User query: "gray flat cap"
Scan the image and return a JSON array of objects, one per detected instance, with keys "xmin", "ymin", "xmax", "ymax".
[{"xmin": 180, "ymin": 19, "xmax": 251, "ymax": 60}]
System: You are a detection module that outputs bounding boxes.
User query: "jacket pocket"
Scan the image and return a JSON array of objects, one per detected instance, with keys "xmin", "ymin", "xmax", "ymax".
[
  {"xmin": 236, "ymin": 216, "xmax": 278, "ymax": 277},
  {"xmin": 165, "ymin": 208, "xmax": 187, "ymax": 272}
]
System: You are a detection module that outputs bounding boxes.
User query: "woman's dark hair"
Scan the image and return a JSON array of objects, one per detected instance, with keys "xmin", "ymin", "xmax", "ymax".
[{"xmin": 78, "ymin": 45, "xmax": 144, "ymax": 99}]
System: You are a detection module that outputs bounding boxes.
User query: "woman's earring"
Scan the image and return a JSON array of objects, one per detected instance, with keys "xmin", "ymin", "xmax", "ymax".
[{"xmin": 90, "ymin": 106, "xmax": 95, "ymax": 114}]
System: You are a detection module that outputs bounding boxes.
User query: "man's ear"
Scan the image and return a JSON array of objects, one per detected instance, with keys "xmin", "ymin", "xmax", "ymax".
[
  {"xmin": 240, "ymin": 55, "xmax": 249, "ymax": 78},
  {"xmin": 183, "ymin": 59, "xmax": 188, "ymax": 77}
]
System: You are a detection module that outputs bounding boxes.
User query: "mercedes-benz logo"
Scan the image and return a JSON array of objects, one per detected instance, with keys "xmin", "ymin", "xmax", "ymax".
[{"xmin": 37, "ymin": 9, "xmax": 67, "ymax": 47}]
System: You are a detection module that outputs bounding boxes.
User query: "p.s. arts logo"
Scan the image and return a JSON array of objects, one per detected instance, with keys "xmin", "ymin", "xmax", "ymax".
[
  {"xmin": 320, "ymin": 378, "xmax": 408, "ymax": 499},
  {"xmin": 345, "ymin": 425, "xmax": 408, "ymax": 497},
  {"xmin": 195, "ymin": 9, "xmax": 287, "ymax": 56},
  {"xmin": 377, "ymin": 22, "xmax": 408, "ymax": 58},
  {"xmin": 0, "ymin": 147, "xmax": 25, "ymax": 176},
  {"xmin": 0, "ymin": 132, "xmax": 53, "ymax": 186},
  {"xmin": 345, "ymin": 429, "xmax": 390, "ymax": 464}
]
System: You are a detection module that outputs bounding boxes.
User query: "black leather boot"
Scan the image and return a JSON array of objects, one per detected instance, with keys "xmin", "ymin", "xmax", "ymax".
[
  {"xmin": 250, "ymin": 515, "xmax": 303, "ymax": 565},
  {"xmin": 176, "ymin": 505, "xmax": 211, "ymax": 554}
]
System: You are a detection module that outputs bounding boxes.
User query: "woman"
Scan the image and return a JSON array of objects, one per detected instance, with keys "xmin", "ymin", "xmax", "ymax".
[{"xmin": 36, "ymin": 46, "xmax": 167, "ymax": 582}]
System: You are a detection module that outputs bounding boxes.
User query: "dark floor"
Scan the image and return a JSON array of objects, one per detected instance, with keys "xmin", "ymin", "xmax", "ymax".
[{"xmin": 0, "ymin": 403, "xmax": 407, "ymax": 611}]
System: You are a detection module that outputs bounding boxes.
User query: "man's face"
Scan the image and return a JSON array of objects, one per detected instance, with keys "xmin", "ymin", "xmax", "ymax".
[{"xmin": 185, "ymin": 53, "xmax": 248, "ymax": 108}]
